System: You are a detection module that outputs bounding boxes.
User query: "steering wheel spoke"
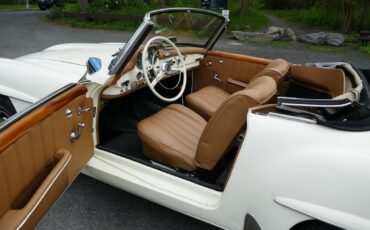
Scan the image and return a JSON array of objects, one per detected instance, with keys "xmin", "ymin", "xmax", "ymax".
[
  {"xmin": 150, "ymin": 72, "xmax": 166, "ymax": 87},
  {"xmin": 142, "ymin": 36, "xmax": 187, "ymax": 102}
]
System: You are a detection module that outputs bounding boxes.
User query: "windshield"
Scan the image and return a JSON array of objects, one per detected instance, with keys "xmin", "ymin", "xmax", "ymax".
[{"xmin": 150, "ymin": 11, "xmax": 224, "ymax": 47}]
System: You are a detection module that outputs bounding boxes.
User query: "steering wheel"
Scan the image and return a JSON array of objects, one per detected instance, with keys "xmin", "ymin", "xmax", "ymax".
[{"xmin": 142, "ymin": 36, "xmax": 187, "ymax": 102}]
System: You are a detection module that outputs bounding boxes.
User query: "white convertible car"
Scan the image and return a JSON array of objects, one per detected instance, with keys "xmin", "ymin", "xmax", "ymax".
[{"xmin": 1, "ymin": 8, "xmax": 370, "ymax": 230}]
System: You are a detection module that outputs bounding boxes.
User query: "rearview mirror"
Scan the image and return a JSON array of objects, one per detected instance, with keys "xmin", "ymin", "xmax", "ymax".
[{"xmin": 86, "ymin": 57, "xmax": 102, "ymax": 75}]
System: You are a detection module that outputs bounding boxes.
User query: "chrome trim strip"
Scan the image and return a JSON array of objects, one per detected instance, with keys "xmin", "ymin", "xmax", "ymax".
[
  {"xmin": 0, "ymin": 83, "xmax": 76, "ymax": 132},
  {"xmin": 268, "ymin": 112, "xmax": 317, "ymax": 124},
  {"xmin": 280, "ymin": 102, "xmax": 352, "ymax": 108}
]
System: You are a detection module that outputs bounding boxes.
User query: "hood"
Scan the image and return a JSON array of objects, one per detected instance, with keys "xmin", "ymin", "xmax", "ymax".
[
  {"xmin": 16, "ymin": 43, "xmax": 124, "ymax": 82},
  {"xmin": 18, "ymin": 43, "xmax": 123, "ymax": 66},
  {"xmin": 0, "ymin": 43, "xmax": 124, "ymax": 104}
]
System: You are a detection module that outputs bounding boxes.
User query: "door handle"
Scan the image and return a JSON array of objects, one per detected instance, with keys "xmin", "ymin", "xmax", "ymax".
[
  {"xmin": 213, "ymin": 73, "xmax": 222, "ymax": 82},
  {"xmin": 77, "ymin": 106, "xmax": 90, "ymax": 115}
]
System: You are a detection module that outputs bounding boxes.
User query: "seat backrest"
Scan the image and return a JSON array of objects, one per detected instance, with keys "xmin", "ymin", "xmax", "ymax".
[
  {"xmin": 194, "ymin": 76, "xmax": 277, "ymax": 170},
  {"xmin": 251, "ymin": 58, "xmax": 290, "ymax": 82}
]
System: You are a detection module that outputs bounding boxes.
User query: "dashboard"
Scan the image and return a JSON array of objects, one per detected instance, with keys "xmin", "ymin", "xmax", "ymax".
[{"xmin": 102, "ymin": 46, "xmax": 204, "ymax": 98}]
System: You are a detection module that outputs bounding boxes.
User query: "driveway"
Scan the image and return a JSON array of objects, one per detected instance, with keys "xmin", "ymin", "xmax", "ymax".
[
  {"xmin": 1, "ymin": 11, "xmax": 369, "ymax": 68},
  {"xmin": 1, "ymin": 10, "xmax": 369, "ymax": 230}
]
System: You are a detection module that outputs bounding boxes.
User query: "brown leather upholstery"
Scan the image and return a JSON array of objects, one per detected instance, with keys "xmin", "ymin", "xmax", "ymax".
[
  {"xmin": 137, "ymin": 104, "xmax": 207, "ymax": 170},
  {"xmin": 186, "ymin": 59, "xmax": 289, "ymax": 119},
  {"xmin": 186, "ymin": 86, "xmax": 230, "ymax": 119},
  {"xmin": 250, "ymin": 58, "xmax": 290, "ymax": 82},
  {"xmin": 0, "ymin": 86, "xmax": 94, "ymax": 229},
  {"xmin": 290, "ymin": 65, "xmax": 346, "ymax": 98},
  {"xmin": 138, "ymin": 76, "xmax": 277, "ymax": 171}
]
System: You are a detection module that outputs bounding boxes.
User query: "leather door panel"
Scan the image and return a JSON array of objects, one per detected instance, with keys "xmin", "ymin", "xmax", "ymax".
[
  {"xmin": 193, "ymin": 50, "xmax": 270, "ymax": 93},
  {"xmin": 0, "ymin": 85, "xmax": 94, "ymax": 229}
]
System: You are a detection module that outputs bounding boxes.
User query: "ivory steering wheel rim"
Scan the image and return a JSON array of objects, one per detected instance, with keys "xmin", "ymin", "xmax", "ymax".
[{"xmin": 142, "ymin": 36, "xmax": 187, "ymax": 102}]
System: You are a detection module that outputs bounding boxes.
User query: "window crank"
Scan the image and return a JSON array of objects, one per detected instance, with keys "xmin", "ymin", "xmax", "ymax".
[
  {"xmin": 77, "ymin": 106, "xmax": 90, "ymax": 115},
  {"xmin": 70, "ymin": 123, "xmax": 85, "ymax": 142}
]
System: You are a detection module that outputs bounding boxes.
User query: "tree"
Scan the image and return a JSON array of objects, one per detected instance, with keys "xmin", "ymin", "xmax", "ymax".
[
  {"xmin": 78, "ymin": 0, "xmax": 89, "ymax": 12},
  {"xmin": 341, "ymin": 0, "xmax": 355, "ymax": 33},
  {"xmin": 241, "ymin": 0, "xmax": 249, "ymax": 16},
  {"xmin": 360, "ymin": 0, "xmax": 369, "ymax": 28}
]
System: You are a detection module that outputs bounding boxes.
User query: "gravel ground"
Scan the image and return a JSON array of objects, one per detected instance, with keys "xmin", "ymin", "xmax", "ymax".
[{"xmin": 0, "ymin": 10, "xmax": 369, "ymax": 230}]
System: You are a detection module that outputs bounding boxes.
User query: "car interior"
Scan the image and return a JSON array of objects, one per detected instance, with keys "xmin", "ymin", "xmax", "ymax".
[{"xmin": 96, "ymin": 41, "xmax": 367, "ymax": 191}]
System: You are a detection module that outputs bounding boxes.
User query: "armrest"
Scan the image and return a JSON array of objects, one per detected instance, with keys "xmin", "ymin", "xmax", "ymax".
[{"xmin": 227, "ymin": 78, "xmax": 248, "ymax": 88}]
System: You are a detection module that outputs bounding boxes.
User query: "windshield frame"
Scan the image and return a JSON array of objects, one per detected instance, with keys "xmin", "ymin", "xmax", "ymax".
[{"xmin": 108, "ymin": 8, "xmax": 229, "ymax": 75}]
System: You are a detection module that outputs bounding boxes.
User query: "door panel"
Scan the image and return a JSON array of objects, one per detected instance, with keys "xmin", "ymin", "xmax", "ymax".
[
  {"xmin": 193, "ymin": 50, "xmax": 270, "ymax": 93},
  {"xmin": 0, "ymin": 85, "xmax": 94, "ymax": 229}
]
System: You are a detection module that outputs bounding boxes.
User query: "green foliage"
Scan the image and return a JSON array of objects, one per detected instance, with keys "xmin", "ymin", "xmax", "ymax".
[
  {"xmin": 358, "ymin": 45, "xmax": 370, "ymax": 55},
  {"xmin": 58, "ymin": 0, "xmax": 268, "ymax": 32},
  {"xmin": 0, "ymin": 4, "xmax": 37, "ymax": 10},
  {"xmin": 229, "ymin": 8, "xmax": 268, "ymax": 31},
  {"xmin": 271, "ymin": 5, "xmax": 370, "ymax": 32},
  {"xmin": 271, "ymin": 7, "xmax": 342, "ymax": 30},
  {"xmin": 268, "ymin": 0, "xmax": 370, "ymax": 33},
  {"xmin": 262, "ymin": 0, "xmax": 315, "ymax": 9},
  {"xmin": 346, "ymin": 33, "xmax": 360, "ymax": 43}
]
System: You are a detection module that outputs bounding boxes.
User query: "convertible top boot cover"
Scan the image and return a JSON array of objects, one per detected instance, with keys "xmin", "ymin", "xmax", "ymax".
[
  {"xmin": 186, "ymin": 58, "xmax": 289, "ymax": 120},
  {"xmin": 137, "ymin": 76, "xmax": 277, "ymax": 171}
]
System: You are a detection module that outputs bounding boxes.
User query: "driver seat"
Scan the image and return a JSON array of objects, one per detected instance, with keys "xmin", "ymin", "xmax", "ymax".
[{"xmin": 137, "ymin": 76, "xmax": 277, "ymax": 171}]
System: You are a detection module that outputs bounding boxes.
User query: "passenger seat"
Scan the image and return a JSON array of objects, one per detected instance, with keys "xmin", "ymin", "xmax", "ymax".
[{"xmin": 186, "ymin": 58, "xmax": 290, "ymax": 119}]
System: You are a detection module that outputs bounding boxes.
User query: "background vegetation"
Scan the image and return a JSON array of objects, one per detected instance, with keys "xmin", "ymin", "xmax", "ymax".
[
  {"xmin": 51, "ymin": 0, "xmax": 370, "ymax": 34},
  {"xmin": 264, "ymin": 0, "xmax": 369, "ymax": 33}
]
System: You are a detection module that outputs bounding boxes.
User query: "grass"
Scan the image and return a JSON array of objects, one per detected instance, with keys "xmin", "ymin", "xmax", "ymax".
[
  {"xmin": 0, "ymin": 4, "xmax": 37, "ymax": 11},
  {"xmin": 229, "ymin": 8, "xmax": 268, "ymax": 31},
  {"xmin": 50, "ymin": 0, "xmax": 268, "ymax": 32},
  {"xmin": 357, "ymin": 46, "xmax": 370, "ymax": 55}
]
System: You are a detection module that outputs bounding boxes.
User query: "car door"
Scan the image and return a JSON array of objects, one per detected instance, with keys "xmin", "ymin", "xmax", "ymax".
[{"xmin": 0, "ymin": 83, "xmax": 94, "ymax": 229}]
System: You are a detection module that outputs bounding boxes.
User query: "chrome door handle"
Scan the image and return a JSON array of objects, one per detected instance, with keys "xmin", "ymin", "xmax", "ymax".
[
  {"xmin": 213, "ymin": 73, "xmax": 222, "ymax": 82},
  {"xmin": 77, "ymin": 106, "xmax": 91, "ymax": 115}
]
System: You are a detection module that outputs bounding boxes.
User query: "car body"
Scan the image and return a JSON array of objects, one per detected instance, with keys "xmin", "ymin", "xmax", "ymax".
[
  {"xmin": 1, "ymin": 8, "xmax": 370, "ymax": 230},
  {"xmin": 38, "ymin": 0, "xmax": 54, "ymax": 10}
]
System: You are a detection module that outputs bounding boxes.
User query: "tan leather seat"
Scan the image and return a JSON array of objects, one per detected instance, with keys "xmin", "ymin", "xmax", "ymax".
[
  {"xmin": 137, "ymin": 76, "xmax": 277, "ymax": 171},
  {"xmin": 186, "ymin": 58, "xmax": 289, "ymax": 119}
]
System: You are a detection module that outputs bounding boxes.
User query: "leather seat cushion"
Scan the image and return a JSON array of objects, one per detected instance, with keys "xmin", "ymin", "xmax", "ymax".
[
  {"xmin": 186, "ymin": 86, "xmax": 230, "ymax": 120},
  {"xmin": 137, "ymin": 104, "xmax": 206, "ymax": 170}
]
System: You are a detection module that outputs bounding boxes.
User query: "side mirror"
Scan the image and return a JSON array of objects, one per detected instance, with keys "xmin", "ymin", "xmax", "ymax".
[{"xmin": 86, "ymin": 57, "xmax": 102, "ymax": 75}]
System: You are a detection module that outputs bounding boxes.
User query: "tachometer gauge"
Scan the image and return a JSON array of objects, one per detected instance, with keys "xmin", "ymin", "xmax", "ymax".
[{"xmin": 136, "ymin": 51, "xmax": 143, "ymax": 70}]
